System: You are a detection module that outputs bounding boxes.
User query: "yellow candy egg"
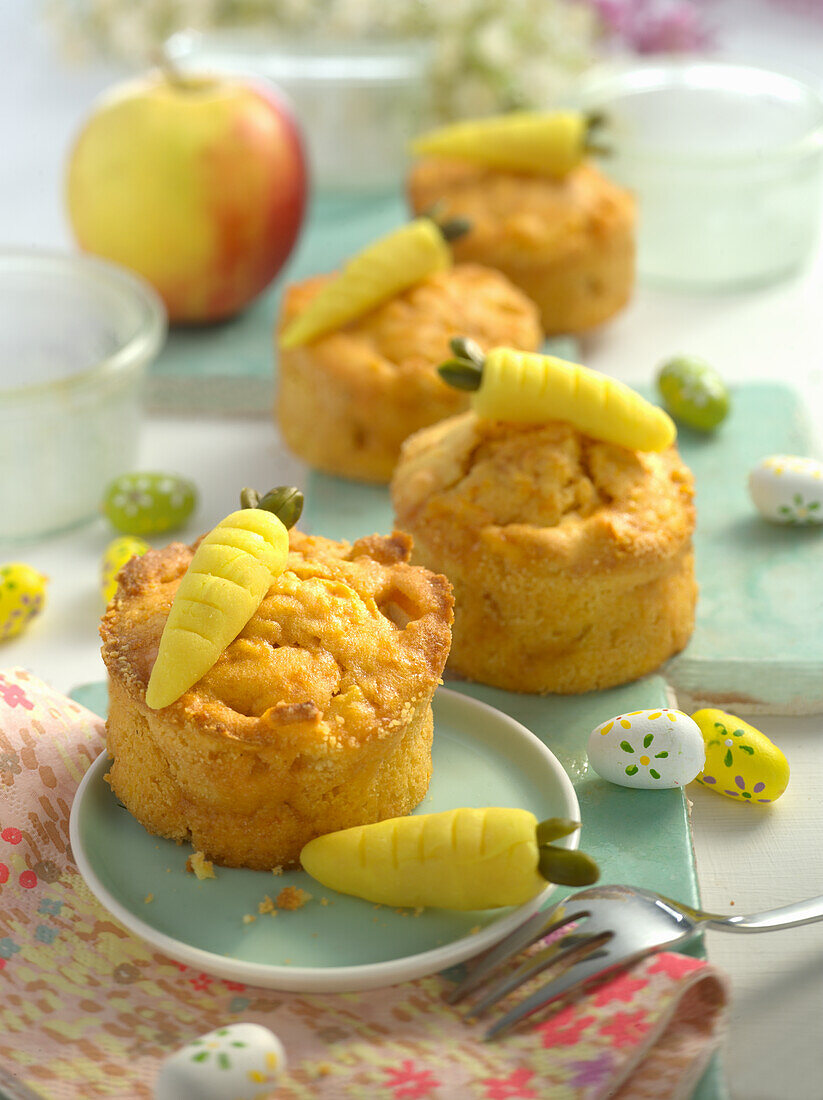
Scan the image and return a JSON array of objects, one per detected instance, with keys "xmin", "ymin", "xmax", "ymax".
[
  {"xmin": 101, "ymin": 536, "xmax": 150, "ymax": 603},
  {"xmin": 0, "ymin": 563, "xmax": 48, "ymax": 641},
  {"xmin": 692, "ymin": 708, "xmax": 789, "ymax": 804}
]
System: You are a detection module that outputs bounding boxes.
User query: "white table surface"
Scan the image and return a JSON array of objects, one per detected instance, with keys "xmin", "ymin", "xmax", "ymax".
[{"xmin": 4, "ymin": 2, "xmax": 823, "ymax": 1098}]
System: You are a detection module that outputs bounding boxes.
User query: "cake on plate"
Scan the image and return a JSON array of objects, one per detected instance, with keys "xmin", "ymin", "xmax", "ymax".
[{"xmin": 101, "ymin": 525, "xmax": 453, "ymax": 870}]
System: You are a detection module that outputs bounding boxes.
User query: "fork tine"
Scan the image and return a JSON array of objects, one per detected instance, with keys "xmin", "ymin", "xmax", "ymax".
[
  {"xmin": 446, "ymin": 901, "xmax": 588, "ymax": 1005},
  {"xmin": 484, "ymin": 949, "xmax": 638, "ymax": 1041},
  {"xmin": 466, "ymin": 930, "xmax": 612, "ymax": 1019}
]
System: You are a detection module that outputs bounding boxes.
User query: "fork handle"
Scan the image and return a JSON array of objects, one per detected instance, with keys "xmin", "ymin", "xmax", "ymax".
[{"xmin": 705, "ymin": 894, "xmax": 823, "ymax": 933}]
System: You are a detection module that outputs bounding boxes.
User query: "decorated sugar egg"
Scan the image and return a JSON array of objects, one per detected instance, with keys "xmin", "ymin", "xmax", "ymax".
[
  {"xmin": 0, "ymin": 563, "xmax": 47, "ymax": 641},
  {"xmin": 587, "ymin": 709, "xmax": 705, "ymax": 789},
  {"xmin": 102, "ymin": 471, "xmax": 197, "ymax": 536},
  {"xmin": 692, "ymin": 708, "xmax": 789, "ymax": 804},
  {"xmin": 748, "ymin": 454, "xmax": 823, "ymax": 525},
  {"xmin": 101, "ymin": 536, "xmax": 150, "ymax": 603},
  {"xmin": 155, "ymin": 1022, "xmax": 286, "ymax": 1100},
  {"xmin": 657, "ymin": 356, "xmax": 730, "ymax": 431}
]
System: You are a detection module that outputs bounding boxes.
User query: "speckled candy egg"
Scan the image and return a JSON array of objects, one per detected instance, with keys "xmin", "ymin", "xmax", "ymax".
[
  {"xmin": 692, "ymin": 708, "xmax": 789, "ymax": 804},
  {"xmin": 0, "ymin": 563, "xmax": 47, "ymax": 641},
  {"xmin": 155, "ymin": 1023, "xmax": 286, "ymax": 1100},
  {"xmin": 657, "ymin": 356, "xmax": 730, "ymax": 431},
  {"xmin": 588, "ymin": 709, "xmax": 705, "ymax": 789},
  {"xmin": 101, "ymin": 536, "xmax": 150, "ymax": 603},
  {"xmin": 102, "ymin": 471, "xmax": 197, "ymax": 535},
  {"xmin": 748, "ymin": 454, "xmax": 823, "ymax": 525}
]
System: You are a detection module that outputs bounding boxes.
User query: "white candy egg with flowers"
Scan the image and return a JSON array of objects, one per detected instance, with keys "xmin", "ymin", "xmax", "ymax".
[
  {"xmin": 748, "ymin": 454, "xmax": 823, "ymax": 525},
  {"xmin": 155, "ymin": 1022, "xmax": 286, "ymax": 1100},
  {"xmin": 587, "ymin": 709, "xmax": 705, "ymax": 790}
]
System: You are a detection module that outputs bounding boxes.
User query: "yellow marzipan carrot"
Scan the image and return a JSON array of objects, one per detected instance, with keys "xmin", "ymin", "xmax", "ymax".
[
  {"xmin": 411, "ymin": 110, "xmax": 590, "ymax": 177},
  {"xmin": 440, "ymin": 342, "xmax": 676, "ymax": 452},
  {"xmin": 145, "ymin": 508, "xmax": 289, "ymax": 710},
  {"xmin": 300, "ymin": 809, "xmax": 598, "ymax": 910},
  {"xmin": 279, "ymin": 218, "xmax": 452, "ymax": 349}
]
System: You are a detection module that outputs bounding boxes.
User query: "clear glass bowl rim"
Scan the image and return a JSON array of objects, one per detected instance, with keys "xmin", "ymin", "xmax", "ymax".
[
  {"xmin": 570, "ymin": 57, "xmax": 823, "ymax": 168},
  {"xmin": 0, "ymin": 249, "xmax": 167, "ymax": 405}
]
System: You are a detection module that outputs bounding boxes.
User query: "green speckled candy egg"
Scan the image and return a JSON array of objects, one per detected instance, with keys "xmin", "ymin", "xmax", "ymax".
[
  {"xmin": 101, "ymin": 536, "xmax": 150, "ymax": 603},
  {"xmin": 692, "ymin": 708, "xmax": 789, "ymax": 804},
  {"xmin": 102, "ymin": 472, "xmax": 197, "ymax": 536},
  {"xmin": 0, "ymin": 563, "xmax": 48, "ymax": 641},
  {"xmin": 657, "ymin": 356, "xmax": 730, "ymax": 431}
]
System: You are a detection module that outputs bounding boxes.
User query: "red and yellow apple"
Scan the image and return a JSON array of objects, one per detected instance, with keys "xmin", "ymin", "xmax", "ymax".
[{"xmin": 66, "ymin": 70, "xmax": 308, "ymax": 324}]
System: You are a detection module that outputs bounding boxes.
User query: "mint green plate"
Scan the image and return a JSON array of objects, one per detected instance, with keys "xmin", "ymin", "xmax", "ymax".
[{"xmin": 68, "ymin": 688, "xmax": 579, "ymax": 993}]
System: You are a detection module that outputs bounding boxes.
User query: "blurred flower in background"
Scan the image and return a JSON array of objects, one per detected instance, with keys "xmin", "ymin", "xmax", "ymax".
[{"xmin": 45, "ymin": 0, "xmax": 712, "ymax": 120}]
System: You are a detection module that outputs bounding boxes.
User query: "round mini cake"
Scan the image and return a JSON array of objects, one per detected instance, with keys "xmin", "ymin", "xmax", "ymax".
[
  {"xmin": 407, "ymin": 159, "xmax": 635, "ymax": 336},
  {"xmin": 276, "ymin": 264, "xmax": 541, "ymax": 483},
  {"xmin": 391, "ymin": 414, "xmax": 696, "ymax": 694},
  {"xmin": 100, "ymin": 529, "xmax": 453, "ymax": 870}
]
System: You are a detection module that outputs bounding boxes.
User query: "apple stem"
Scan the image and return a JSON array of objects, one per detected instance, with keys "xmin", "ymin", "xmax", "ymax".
[{"xmin": 151, "ymin": 45, "xmax": 192, "ymax": 91}]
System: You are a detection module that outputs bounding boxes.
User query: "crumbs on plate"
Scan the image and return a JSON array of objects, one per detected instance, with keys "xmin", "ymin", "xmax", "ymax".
[
  {"xmin": 276, "ymin": 885, "xmax": 312, "ymax": 911},
  {"xmin": 144, "ymin": 893, "xmax": 154, "ymax": 904},
  {"xmin": 186, "ymin": 851, "xmax": 216, "ymax": 879}
]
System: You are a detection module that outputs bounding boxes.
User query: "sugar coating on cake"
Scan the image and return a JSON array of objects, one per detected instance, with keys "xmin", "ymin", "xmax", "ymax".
[
  {"xmin": 101, "ymin": 529, "xmax": 453, "ymax": 869},
  {"xmin": 407, "ymin": 159, "xmax": 635, "ymax": 335},
  {"xmin": 391, "ymin": 414, "xmax": 696, "ymax": 695},
  {"xmin": 276, "ymin": 263, "xmax": 541, "ymax": 483}
]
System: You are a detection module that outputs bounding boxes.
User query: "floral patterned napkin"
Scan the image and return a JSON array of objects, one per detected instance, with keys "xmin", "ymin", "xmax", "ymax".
[{"xmin": 0, "ymin": 668, "xmax": 728, "ymax": 1100}]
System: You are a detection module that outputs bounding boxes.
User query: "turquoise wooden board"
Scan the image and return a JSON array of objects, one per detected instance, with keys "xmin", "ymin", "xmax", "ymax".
[{"xmin": 664, "ymin": 382, "xmax": 823, "ymax": 713}]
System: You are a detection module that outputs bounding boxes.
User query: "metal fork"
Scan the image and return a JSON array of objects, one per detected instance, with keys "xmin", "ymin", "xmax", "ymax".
[{"xmin": 449, "ymin": 883, "xmax": 823, "ymax": 1039}]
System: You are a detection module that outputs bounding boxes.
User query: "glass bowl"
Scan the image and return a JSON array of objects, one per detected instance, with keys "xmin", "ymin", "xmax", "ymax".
[
  {"xmin": 0, "ymin": 251, "xmax": 166, "ymax": 542},
  {"xmin": 167, "ymin": 30, "xmax": 435, "ymax": 195},
  {"xmin": 568, "ymin": 59, "xmax": 823, "ymax": 290}
]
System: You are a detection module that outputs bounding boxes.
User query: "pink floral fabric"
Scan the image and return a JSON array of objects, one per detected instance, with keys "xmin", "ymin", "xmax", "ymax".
[{"xmin": 0, "ymin": 669, "xmax": 727, "ymax": 1099}]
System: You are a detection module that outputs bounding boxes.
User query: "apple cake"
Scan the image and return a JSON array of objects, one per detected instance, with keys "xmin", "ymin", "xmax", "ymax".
[{"xmin": 100, "ymin": 528, "xmax": 453, "ymax": 870}]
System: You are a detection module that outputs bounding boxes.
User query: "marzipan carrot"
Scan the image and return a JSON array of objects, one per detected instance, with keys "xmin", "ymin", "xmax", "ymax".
[
  {"xmin": 145, "ymin": 488, "xmax": 302, "ymax": 710},
  {"xmin": 439, "ymin": 339, "xmax": 676, "ymax": 452},
  {"xmin": 279, "ymin": 218, "xmax": 452, "ymax": 349},
  {"xmin": 300, "ymin": 809, "xmax": 599, "ymax": 910},
  {"xmin": 411, "ymin": 110, "xmax": 603, "ymax": 177}
]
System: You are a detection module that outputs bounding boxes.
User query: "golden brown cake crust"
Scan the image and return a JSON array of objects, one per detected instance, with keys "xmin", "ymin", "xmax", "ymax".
[
  {"xmin": 276, "ymin": 263, "xmax": 541, "ymax": 483},
  {"xmin": 406, "ymin": 158, "xmax": 635, "ymax": 335},
  {"xmin": 101, "ymin": 529, "xmax": 453, "ymax": 869},
  {"xmin": 391, "ymin": 414, "xmax": 696, "ymax": 694}
]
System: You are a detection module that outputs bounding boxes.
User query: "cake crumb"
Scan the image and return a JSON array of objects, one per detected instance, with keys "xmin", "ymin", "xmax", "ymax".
[
  {"xmin": 144, "ymin": 893, "xmax": 154, "ymax": 904},
  {"xmin": 243, "ymin": 914, "xmax": 257, "ymax": 925},
  {"xmin": 276, "ymin": 886, "xmax": 312, "ymax": 911},
  {"xmin": 271, "ymin": 865, "xmax": 284, "ymax": 876},
  {"xmin": 320, "ymin": 897, "xmax": 330, "ymax": 907},
  {"xmin": 186, "ymin": 851, "xmax": 216, "ymax": 879},
  {"xmin": 469, "ymin": 925, "xmax": 482, "ymax": 935},
  {"xmin": 413, "ymin": 906, "xmax": 424, "ymax": 917},
  {"xmin": 258, "ymin": 895, "xmax": 276, "ymax": 915},
  {"xmin": 316, "ymin": 1063, "xmax": 333, "ymax": 1077}
]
